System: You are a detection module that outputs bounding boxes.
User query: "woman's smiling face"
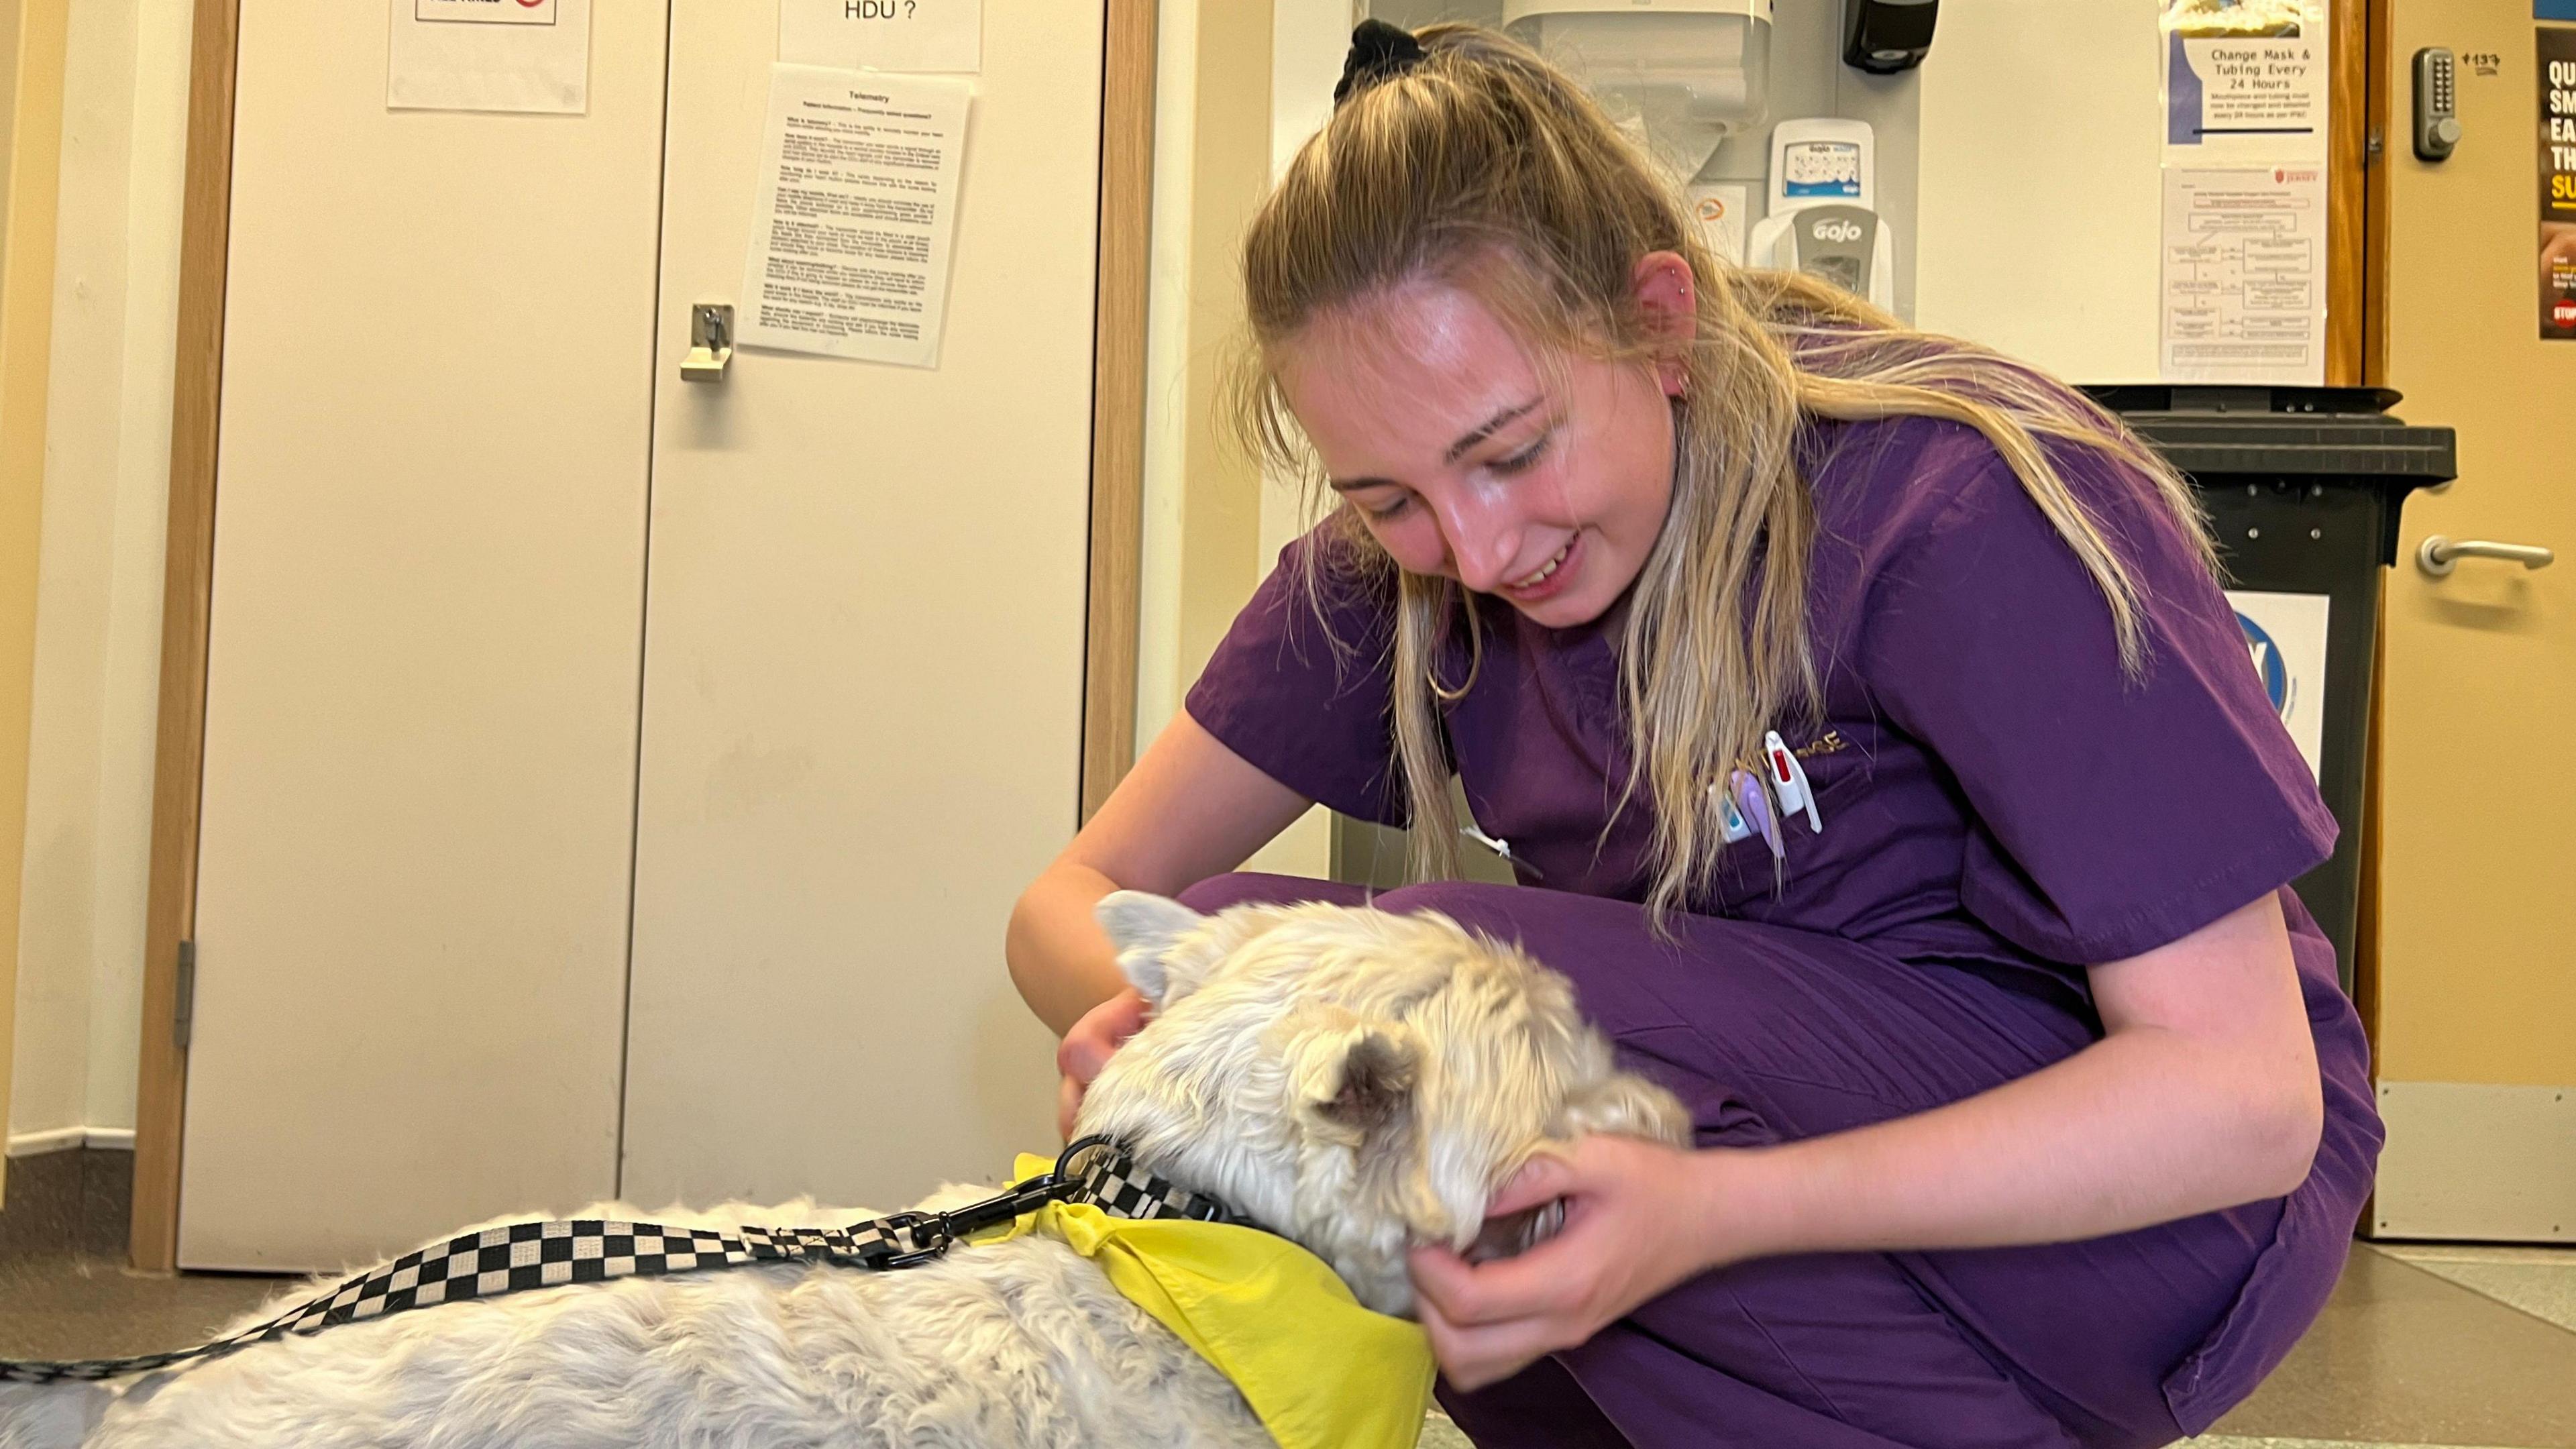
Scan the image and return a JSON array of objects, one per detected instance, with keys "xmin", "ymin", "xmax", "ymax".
[{"xmin": 1275, "ymin": 263, "xmax": 1688, "ymax": 630}]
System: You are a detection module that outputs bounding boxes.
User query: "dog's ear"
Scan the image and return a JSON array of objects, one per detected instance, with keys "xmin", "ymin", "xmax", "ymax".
[
  {"xmin": 1299, "ymin": 1022, "xmax": 1420, "ymax": 1142},
  {"xmin": 1094, "ymin": 892, "xmax": 1208, "ymax": 1007}
]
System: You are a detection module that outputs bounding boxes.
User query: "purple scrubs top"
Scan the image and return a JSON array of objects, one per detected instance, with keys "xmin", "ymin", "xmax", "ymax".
[
  {"xmin": 1193, "ymin": 414, "xmax": 2336, "ymax": 1006},
  {"xmin": 1183, "ymin": 415, "xmax": 2382, "ymax": 1447}
]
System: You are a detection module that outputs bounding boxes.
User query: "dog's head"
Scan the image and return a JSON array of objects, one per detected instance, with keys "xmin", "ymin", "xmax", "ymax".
[{"xmin": 1075, "ymin": 892, "xmax": 1689, "ymax": 1316}]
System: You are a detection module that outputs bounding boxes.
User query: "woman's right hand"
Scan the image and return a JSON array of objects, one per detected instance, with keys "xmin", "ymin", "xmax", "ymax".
[
  {"xmin": 1056, "ymin": 987, "xmax": 1150, "ymax": 1138},
  {"xmin": 1007, "ymin": 712, "xmax": 1313, "ymax": 1134}
]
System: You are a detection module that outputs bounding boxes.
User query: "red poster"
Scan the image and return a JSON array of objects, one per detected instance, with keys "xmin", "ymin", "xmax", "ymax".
[{"xmin": 2543, "ymin": 26, "xmax": 2576, "ymax": 337}]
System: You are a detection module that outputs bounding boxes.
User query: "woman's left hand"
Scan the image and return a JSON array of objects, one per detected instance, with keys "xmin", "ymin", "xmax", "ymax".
[{"xmin": 1407, "ymin": 1134, "xmax": 1754, "ymax": 1391}]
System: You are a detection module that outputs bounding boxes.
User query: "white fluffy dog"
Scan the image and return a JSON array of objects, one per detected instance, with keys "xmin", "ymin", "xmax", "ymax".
[{"xmin": 4, "ymin": 894, "xmax": 1686, "ymax": 1449}]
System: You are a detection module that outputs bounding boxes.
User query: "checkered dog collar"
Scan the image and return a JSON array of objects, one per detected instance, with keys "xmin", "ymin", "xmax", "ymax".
[{"xmin": 0, "ymin": 1137, "xmax": 1251, "ymax": 1386}]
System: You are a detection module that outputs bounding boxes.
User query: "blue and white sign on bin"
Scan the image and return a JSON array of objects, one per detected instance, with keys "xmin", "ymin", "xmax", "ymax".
[{"xmin": 2225, "ymin": 590, "xmax": 2330, "ymax": 784}]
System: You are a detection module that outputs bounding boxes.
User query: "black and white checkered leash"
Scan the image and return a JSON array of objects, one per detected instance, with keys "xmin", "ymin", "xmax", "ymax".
[{"xmin": 1, "ymin": 1137, "xmax": 1247, "ymax": 1386}]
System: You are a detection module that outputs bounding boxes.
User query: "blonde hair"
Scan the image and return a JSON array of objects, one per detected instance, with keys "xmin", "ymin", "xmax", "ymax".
[{"xmin": 1236, "ymin": 24, "xmax": 2211, "ymax": 920}]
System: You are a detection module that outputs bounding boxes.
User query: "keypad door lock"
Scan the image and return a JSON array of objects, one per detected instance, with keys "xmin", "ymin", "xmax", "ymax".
[
  {"xmin": 2413, "ymin": 48, "xmax": 2461, "ymax": 162},
  {"xmin": 682, "ymin": 303, "xmax": 734, "ymax": 382}
]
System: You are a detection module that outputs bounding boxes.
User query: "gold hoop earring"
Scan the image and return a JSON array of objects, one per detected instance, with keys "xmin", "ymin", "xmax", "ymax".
[{"xmin": 1427, "ymin": 599, "xmax": 1484, "ymax": 702}]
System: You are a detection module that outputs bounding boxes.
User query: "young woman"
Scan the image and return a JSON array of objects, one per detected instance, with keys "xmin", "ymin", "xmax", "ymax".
[{"xmin": 1006, "ymin": 22, "xmax": 2379, "ymax": 1448}]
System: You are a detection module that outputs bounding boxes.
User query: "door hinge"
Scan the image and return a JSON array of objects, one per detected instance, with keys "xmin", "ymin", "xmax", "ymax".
[
  {"xmin": 2367, "ymin": 126, "xmax": 2384, "ymax": 161},
  {"xmin": 174, "ymin": 939, "xmax": 197, "ymax": 1050}
]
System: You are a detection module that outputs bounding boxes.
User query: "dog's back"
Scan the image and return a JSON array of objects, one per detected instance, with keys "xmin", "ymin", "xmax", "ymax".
[{"xmin": 18, "ymin": 1183, "xmax": 1270, "ymax": 1449}]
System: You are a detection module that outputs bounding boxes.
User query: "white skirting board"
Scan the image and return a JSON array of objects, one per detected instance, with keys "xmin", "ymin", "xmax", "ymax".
[
  {"xmin": 4, "ymin": 1126, "xmax": 137, "ymax": 1158},
  {"xmin": 2371, "ymin": 1081, "xmax": 2575, "ymax": 1242}
]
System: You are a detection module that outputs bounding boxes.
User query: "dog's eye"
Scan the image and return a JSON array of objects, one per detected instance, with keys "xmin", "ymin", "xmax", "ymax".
[{"xmin": 1462, "ymin": 1200, "xmax": 1563, "ymax": 1264}]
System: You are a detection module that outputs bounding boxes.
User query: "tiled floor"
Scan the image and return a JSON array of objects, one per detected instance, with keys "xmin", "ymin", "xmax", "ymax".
[
  {"xmin": 2373, "ymin": 1245, "xmax": 2576, "ymax": 1335},
  {"xmin": 0, "ymin": 1152, "xmax": 290, "ymax": 1365},
  {"xmin": 2198, "ymin": 1244, "xmax": 2576, "ymax": 1448},
  {"xmin": 4, "ymin": 1150, "xmax": 2571, "ymax": 1446},
  {"xmin": 0, "ymin": 1253, "xmax": 288, "ymax": 1362}
]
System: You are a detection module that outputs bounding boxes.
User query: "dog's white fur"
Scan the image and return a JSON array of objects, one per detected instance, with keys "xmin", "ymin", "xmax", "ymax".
[{"xmin": 3, "ymin": 896, "xmax": 1686, "ymax": 1449}]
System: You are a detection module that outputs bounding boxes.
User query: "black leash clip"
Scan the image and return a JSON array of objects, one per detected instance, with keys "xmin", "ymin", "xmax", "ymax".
[
  {"xmin": 929, "ymin": 1178, "xmax": 1072, "ymax": 1240},
  {"xmin": 854, "ymin": 1212, "xmax": 955, "ymax": 1269},
  {"xmin": 852, "ymin": 1138, "xmax": 1111, "ymax": 1269}
]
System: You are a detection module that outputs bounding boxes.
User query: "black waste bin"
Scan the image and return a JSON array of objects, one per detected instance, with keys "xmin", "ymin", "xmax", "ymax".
[{"xmin": 2086, "ymin": 385, "xmax": 2457, "ymax": 994}]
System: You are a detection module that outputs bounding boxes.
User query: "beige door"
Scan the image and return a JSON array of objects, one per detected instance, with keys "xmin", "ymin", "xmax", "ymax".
[
  {"xmin": 2369, "ymin": 0, "xmax": 2576, "ymax": 1240},
  {"xmin": 616, "ymin": 3, "xmax": 1093, "ymax": 1209},
  {"xmin": 180, "ymin": 0, "xmax": 1104, "ymax": 1263},
  {"xmin": 177, "ymin": 3, "xmax": 667, "ymax": 1268}
]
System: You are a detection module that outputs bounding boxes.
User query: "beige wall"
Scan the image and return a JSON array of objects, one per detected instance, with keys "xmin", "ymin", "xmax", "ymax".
[
  {"xmin": 9, "ymin": 0, "xmax": 188, "ymax": 1150},
  {"xmin": 1915, "ymin": 0, "xmax": 2165, "ymax": 382},
  {"xmin": 1135, "ymin": 0, "xmax": 1270, "ymax": 740},
  {"xmin": 1, "ymin": 0, "xmax": 71, "ymax": 1185},
  {"xmin": 5, "ymin": 0, "xmax": 186, "ymax": 1158},
  {"xmin": 1136, "ymin": 0, "xmax": 1332, "ymax": 875},
  {"xmin": 1262, "ymin": 0, "xmax": 1338, "ymax": 563}
]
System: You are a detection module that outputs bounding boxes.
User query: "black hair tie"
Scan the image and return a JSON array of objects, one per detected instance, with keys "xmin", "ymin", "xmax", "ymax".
[{"xmin": 1333, "ymin": 19, "xmax": 1426, "ymax": 105}]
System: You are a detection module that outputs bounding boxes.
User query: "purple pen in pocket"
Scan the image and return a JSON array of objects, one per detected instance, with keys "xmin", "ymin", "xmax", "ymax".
[{"xmin": 1731, "ymin": 768, "xmax": 1784, "ymax": 861}]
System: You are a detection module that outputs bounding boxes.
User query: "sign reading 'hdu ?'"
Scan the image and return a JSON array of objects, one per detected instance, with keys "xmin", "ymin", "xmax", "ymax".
[{"xmin": 417, "ymin": 0, "xmax": 556, "ymax": 24}]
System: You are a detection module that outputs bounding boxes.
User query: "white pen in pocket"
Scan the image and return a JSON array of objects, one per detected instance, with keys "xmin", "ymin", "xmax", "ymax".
[
  {"xmin": 1764, "ymin": 729, "xmax": 1824, "ymax": 835},
  {"xmin": 1459, "ymin": 823, "xmax": 1545, "ymax": 881}
]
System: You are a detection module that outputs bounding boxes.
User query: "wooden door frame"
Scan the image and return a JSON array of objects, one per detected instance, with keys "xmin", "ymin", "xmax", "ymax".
[
  {"xmin": 2352, "ymin": 0, "xmax": 2392, "ymax": 1066},
  {"xmin": 129, "ymin": 0, "xmax": 239, "ymax": 1273},
  {"xmin": 128, "ymin": 0, "xmax": 1160, "ymax": 1271},
  {"xmin": 2361, "ymin": 0, "xmax": 2392, "ymax": 388},
  {"xmin": 1082, "ymin": 0, "xmax": 1157, "ymax": 820},
  {"xmin": 2328, "ymin": 0, "xmax": 2372, "ymax": 386}
]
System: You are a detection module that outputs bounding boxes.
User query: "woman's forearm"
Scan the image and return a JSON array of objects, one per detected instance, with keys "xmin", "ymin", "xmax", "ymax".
[
  {"xmin": 1709, "ymin": 1019, "xmax": 2324, "ymax": 1263},
  {"xmin": 1006, "ymin": 860, "xmax": 1134, "ymax": 1035},
  {"xmin": 1006, "ymin": 715, "xmax": 1315, "ymax": 1037},
  {"xmin": 1703, "ymin": 896, "xmax": 2325, "ymax": 1263}
]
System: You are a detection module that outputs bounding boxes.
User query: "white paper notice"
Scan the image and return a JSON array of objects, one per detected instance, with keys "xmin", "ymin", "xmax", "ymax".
[
  {"xmin": 781, "ymin": 0, "xmax": 981, "ymax": 74},
  {"xmin": 388, "ymin": 0, "xmax": 590, "ymax": 114},
  {"xmin": 2226, "ymin": 590, "xmax": 2330, "ymax": 783},
  {"xmin": 2160, "ymin": 166, "xmax": 2326, "ymax": 384},
  {"xmin": 739, "ymin": 66, "xmax": 971, "ymax": 369}
]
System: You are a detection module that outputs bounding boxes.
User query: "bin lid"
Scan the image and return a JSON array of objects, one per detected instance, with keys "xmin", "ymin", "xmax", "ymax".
[{"xmin": 2082, "ymin": 384, "xmax": 2458, "ymax": 484}]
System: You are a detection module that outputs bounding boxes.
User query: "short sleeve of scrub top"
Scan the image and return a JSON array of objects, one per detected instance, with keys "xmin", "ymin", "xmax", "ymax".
[
  {"xmin": 1847, "ymin": 435, "xmax": 2338, "ymax": 966},
  {"xmin": 1185, "ymin": 531, "xmax": 1409, "ymax": 828}
]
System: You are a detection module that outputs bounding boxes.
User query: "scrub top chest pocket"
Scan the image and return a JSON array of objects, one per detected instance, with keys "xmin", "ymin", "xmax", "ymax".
[{"xmin": 1695, "ymin": 720, "xmax": 1902, "ymax": 928}]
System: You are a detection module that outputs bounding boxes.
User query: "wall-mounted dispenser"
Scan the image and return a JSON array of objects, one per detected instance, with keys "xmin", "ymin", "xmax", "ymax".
[
  {"xmin": 1743, "ymin": 118, "xmax": 1896, "ymax": 309},
  {"xmin": 1843, "ymin": 0, "xmax": 1938, "ymax": 74},
  {"xmin": 1501, "ymin": 0, "xmax": 1774, "ymax": 180}
]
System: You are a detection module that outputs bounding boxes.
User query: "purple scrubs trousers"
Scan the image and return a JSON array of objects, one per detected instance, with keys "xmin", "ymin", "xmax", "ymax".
[{"xmin": 1181, "ymin": 873, "xmax": 2377, "ymax": 1449}]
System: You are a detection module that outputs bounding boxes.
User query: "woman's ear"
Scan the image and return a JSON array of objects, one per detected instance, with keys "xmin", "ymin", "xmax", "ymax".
[{"xmin": 1631, "ymin": 250, "xmax": 1696, "ymax": 398}]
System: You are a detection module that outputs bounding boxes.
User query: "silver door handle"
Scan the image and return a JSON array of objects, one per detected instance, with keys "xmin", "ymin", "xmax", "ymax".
[
  {"xmin": 2417, "ymin": 535, "xmax": 2556, "ymax": 576},
  {"xmin": 682, "ymin": 303, "xmax": 733, "ymax": 382}
]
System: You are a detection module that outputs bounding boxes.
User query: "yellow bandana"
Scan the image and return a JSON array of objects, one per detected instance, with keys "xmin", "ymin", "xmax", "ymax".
[{"xmin": 981, "ymin": 1154, "xmax": 1434, "ymax": 1449}]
